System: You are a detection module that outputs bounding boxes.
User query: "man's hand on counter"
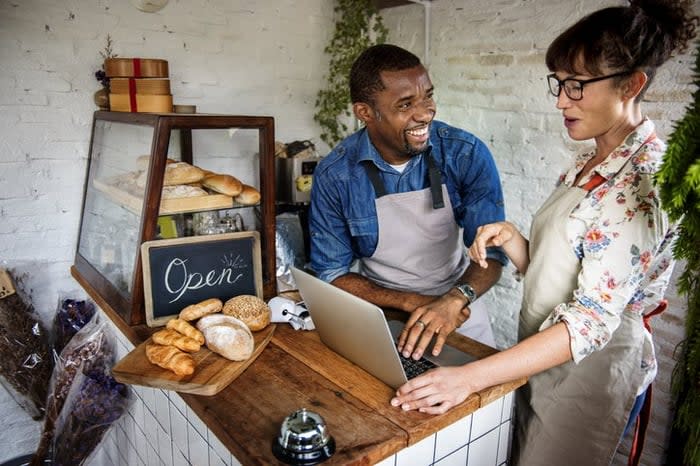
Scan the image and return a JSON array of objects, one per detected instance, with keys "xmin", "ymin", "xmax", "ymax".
[{"xmin": 397, "ymin": 291, "xmax": 468, "ymax": 360}]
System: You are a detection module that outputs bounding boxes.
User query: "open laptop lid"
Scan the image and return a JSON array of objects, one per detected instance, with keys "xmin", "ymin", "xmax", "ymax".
[{"xmin": 291, "ymin": 266, "xmax": 409, "ymax": 388}]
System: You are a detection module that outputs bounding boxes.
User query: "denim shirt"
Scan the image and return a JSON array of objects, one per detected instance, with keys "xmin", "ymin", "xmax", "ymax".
[{"xmin": 309, "ymin": 120, "xmax": 507, "ymax": 284}]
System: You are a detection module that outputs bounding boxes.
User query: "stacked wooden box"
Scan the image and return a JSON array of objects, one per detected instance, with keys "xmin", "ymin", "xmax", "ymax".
[{"xmin": 106, "ymin": 58, "xmax": 173, "ymax": 113}]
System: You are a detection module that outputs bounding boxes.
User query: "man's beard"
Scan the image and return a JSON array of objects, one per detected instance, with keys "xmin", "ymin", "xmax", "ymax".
[{"xmin": 403, "ymin": 135, "xmax": 428, "ymax": 156}]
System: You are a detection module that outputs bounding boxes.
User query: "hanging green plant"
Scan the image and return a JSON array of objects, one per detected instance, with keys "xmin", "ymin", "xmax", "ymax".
[
  {"xmin": 314, "ymin": 0, "xmax": 388, "ymax": 147},
  {"xmin": 656, "ymin": 39, "xmax": 700, "ymax": 466}
]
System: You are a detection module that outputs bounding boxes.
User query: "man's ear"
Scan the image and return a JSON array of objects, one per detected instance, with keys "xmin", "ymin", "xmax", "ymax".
[
  {"xmin": 353, "ymin": 102, "xmax": 375, "ymax": 124},
  {"xmin": 623, "ymin": 71, "xmax": 648, "ymax": 101}
]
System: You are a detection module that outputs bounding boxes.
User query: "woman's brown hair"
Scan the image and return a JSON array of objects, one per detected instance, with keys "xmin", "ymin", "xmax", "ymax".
[{"xmin": 545, "ymin": 0, "xmax": 698, "ymax": 99}]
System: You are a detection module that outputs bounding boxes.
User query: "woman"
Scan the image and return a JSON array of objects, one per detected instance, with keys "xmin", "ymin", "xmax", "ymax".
[{"xmin": 391, "ymin": 1, "xmax": 697, "ymax": 464}]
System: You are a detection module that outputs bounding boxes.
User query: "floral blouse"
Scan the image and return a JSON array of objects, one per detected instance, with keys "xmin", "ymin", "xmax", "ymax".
[{"xmin": 540, "ymin": 119, "xmax": 676, "ymax": 392}]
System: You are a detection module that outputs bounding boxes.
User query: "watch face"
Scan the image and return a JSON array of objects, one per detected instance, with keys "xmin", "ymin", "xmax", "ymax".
[{"xmin": 459, "ymin": 284, "xmax": 476, "ymax": 302}]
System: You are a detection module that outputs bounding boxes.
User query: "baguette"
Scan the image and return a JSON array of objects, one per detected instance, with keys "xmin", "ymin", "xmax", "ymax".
[
  {"xmin": 202, "ymin": 174, "xmax": 243, "ymax": 197},
  {"xmin": 234, "ymin": 184, "xmax": 261, "ymax": 206},
  {"xmin": 179, "ymin": 298, "xmax": 223, "ymax": 321},
  {"xmin": 145, "ymin": 343, "xmax": 195, "ymax": 376},
  {"xmin": 152, "ymin": 328, "xmax": 201, "ymax": 353},
  {"xmin": 163, "ymin": 162, "xmax": 206, "ymax": 186},
  {"xmin": 166, "ymin": 318, "xmax": 205, "ymax": 344}
]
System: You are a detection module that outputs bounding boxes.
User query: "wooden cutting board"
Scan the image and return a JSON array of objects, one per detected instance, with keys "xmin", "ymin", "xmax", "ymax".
[{"xmin": 112, "ymin": 324, "xmax": 275, "ymax": 395}]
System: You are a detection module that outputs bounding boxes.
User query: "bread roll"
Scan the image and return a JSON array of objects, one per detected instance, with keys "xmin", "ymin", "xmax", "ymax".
[
  {"xmin": 166, "ymin": 318, "xmax": 205, "ymax": 344},
  {"xmin": 145, "ymin": 343, "xmax": 195, "ymax": 376},
  {"xmin": 179, "ymin": 298, "xmax": 223, "ymax": 321},
  {"xmin": 201, "ymin": 320, "xmax": 254, "ymax": 361},
  {"xmin": 202, "ymin": 174, "xmax": 243, "ymax": 197},
  {"xmin": 161, "ymin": 185, "xmax": 208, "ymax": 199},
  {"xmin": 222, "ymin": 295, "xmax": 271, "ymax": 331},
  {"xmin": 234, "ymin": 184, "xmax": 261, "ymax": 206},
  {"xmin": 196, "ymin": 313, "xmax": 253, "ymax": 336},
  {"xmin": 152, "ymin": 328, "xmax": 201, "ymax": 353},
  {"xmin": 163, "ymin": 162, "xmax": 206, "ymax": 186}
]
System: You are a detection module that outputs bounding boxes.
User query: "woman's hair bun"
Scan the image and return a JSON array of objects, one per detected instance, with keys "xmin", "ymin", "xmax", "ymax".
[{"xmin": 629, "ymin": 0, "xmax": 698, "ymax": 54}]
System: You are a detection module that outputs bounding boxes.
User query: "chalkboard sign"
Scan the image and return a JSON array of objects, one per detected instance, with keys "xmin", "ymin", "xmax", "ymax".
[{"xmin": 141, "ymin": 231, "xmax": 262, "ymax": 327}]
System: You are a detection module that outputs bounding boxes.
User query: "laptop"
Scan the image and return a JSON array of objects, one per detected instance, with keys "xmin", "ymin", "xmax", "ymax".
[{"xmin": 290, "ymin": 266, "xmax": 477, "ymax": 389}]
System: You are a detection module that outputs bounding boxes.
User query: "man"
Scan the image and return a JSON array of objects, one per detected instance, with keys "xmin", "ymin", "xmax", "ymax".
[{"xmin": 309, "ymin": 44, "xmax": 506, "ymax": 360}]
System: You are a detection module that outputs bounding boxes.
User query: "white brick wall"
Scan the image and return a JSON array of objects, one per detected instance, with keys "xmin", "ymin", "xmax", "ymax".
[{"xmin": 0, "ymin": 0, "xmax": 695, "ymax": 464}]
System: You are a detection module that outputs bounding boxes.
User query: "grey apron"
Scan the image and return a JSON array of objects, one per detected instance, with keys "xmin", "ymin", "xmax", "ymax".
[
  {"xmin": 358, "ymin": 157, "xmax": 495, "ymax": 346},
  {"xmin": 514, "ymin": 182, "xmax": 645, "ymax": 466}
]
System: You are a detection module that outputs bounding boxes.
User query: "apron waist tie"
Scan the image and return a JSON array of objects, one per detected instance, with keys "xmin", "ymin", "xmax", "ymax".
[{"xmin": 628, "ymin": 299, "xmax": 667, "ymax": 466}]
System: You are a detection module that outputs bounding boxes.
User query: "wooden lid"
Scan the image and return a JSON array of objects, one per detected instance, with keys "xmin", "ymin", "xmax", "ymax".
[{"xmin": 104, "ymin": 58, "xmax": 169, "ymax": 78}]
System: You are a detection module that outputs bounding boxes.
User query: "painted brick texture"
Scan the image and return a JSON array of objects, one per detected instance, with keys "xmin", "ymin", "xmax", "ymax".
[{"xmin": 0, "ymin": 0, "xmax": 695, "ymax": 464}]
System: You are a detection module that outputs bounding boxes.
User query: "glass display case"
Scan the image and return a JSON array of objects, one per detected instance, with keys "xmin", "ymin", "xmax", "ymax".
[{"xmin": 73, "ymin": 111, "xmax": 275, "ymax": 325}]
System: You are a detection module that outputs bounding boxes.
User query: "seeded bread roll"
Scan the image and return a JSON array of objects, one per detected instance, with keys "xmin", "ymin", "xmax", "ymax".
[
  {"xmin": 202, "ymin": 174, "xmax": 243, "ymax": 197},
  {"xmin": 234, "ymin": 184, "xmax": 261, "ymax": 206},
  {"xmin": 179, "ymin": 298, "xmax": 223, "ymax": 321},
  {"xmin": 222, "ymin": 295, "xmax": 271, "ymax": 331},
  {"xmin": 163, "ymin": 162, "xmax": 206, "ymax": 186}
]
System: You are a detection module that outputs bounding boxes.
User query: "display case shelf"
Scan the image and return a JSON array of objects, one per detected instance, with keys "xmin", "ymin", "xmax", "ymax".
[{"xmin": 73, "ymin": 111, "xmax": 276, "ymax": 325}]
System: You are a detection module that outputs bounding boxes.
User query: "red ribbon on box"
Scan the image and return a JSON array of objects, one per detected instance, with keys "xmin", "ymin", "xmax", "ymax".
[{"xmin": 127, "ymin": 78, "xmax": 138, "ymax": 112}]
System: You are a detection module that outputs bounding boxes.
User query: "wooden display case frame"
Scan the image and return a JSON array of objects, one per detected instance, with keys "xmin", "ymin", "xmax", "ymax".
[{"xmin": 72, "ymin": 111, "xmax": 276, "ymax": 326}]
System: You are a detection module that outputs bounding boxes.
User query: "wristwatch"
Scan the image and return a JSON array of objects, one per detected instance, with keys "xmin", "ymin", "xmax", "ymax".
[{"xmin": 455, "ymin": 283, "xmax": 477, "ymax": 305}]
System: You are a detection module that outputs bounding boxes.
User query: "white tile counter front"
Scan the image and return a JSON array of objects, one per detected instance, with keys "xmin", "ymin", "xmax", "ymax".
[{"xmin": 90, "ymin": 313, "xmax": 515, "ymax": 466}]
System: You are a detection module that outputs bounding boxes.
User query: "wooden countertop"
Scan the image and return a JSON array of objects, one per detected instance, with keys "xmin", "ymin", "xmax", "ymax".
[{"xmin": 72, "ymin": 267, "xmax": 527, "ymax": 465}]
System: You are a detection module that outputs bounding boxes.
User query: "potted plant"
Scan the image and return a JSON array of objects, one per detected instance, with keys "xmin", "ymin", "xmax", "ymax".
[
  {"xmin": 656, "ymin": 39, "xmax": 700, "ymax": 466},
  {"xmin": 314, "ymin": 0, "xmax": 388, "ymax": 148}
]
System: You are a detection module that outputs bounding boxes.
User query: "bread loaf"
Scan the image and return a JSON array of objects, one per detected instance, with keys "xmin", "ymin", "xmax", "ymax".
[
  {"xmin": 202, "ymin": 174, "xmax": 243, "ymax": 197},
  {"xmin": 234, "ymin": 184, "xmax": 261, "ymax": 206},
  {"xmin": 152, "ymin": 328, "xmax": 201, "ymax": 353},
  {"xmin": 166, "ymin": 318, "xmax": 205, "ymax": 344},
  {"xmin": 198, "ymin": 316, "xmax": 254, "ymax": 361},
  {"xmin": 163, "ymin": 162, "xmax": 206, "ymax": 186},
  {"xmin": 161, "ymin": 185, "xmax": 208, "ymax": 199},
  {"xmin": 179, "ymin": 298, "xmax": 223, "ymax": 321},
  {"xmin": 222, "ymin": 295, "xmax": 271, "ymax": 331},
  {"xmin": 145, "ymin": 343, "xmax": 195, "ymax": 376}
]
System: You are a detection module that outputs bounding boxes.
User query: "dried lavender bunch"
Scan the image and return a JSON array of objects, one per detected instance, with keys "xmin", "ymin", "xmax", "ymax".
[
  {"xmin": 52, "ymin": 370, "xmax": 129, "ymax": 466},
  {"xmin": 52, "ymin": 298, "xmax": 96, "ymax": 355},
  {"xmin": 33, "ymin": 317, "xmax": 110, "ymax": 465},
  {"xmin": 0, "ymin": 291, "xmax": 53, "ymax": 419}
]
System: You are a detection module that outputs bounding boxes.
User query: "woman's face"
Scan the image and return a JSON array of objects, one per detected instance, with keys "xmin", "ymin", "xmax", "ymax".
[
  {"xmin": 362, "ymin": 65, "xmax": 436, "ymax": 164},
  {"xmin": 551, "ymin": 70, "xmax": 627, "ymax": 142}
]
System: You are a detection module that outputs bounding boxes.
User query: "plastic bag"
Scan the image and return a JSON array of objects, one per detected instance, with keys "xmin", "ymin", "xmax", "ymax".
[
  {"xmin": 0, "ymin": 268, "xmax": 53, "ymax": 420},
  {"xmin": 51, "ymin": 294, "xmax": 96, "ymax": 356},
  {"xmin": 276, "ymin": 212, "xmax": 307, "ymax": 291},
  {"xmin": 33, "ymin": 312, "xmax": 121, "ymax": 465},
  {"xmin": 50, "ymin": 368, "xmax": 129, "ymax": 466}
]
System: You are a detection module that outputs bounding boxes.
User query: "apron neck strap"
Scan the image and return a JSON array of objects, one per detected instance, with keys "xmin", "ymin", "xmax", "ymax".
[{"xmin": 362, "ymin": 149, "xmax": 445, "ymax": 209}]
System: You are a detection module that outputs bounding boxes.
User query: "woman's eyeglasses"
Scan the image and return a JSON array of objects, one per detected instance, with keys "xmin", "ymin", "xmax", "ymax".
[{"xmin": 547, "ymin": 71, "xmax": 631, "ymax": 101}]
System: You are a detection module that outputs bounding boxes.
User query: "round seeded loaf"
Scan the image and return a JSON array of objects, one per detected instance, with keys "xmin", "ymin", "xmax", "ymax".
[{"xmin": 222, "ymin": 295, "xmax": 271, "ymax": 331}]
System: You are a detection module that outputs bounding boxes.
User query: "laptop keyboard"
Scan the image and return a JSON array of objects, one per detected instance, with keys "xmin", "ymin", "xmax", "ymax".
[{"xmin": 398, "ymin": 352, "xmax": 438, "ymax": 379}]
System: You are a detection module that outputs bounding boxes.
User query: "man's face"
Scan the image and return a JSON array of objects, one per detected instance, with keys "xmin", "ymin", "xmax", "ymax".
[{"xmin": 358, "ymin": 65, "xmax": 436, "ymax": 164}]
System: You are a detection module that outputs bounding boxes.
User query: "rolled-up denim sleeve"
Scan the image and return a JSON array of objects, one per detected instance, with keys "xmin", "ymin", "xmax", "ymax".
[{"xmin": 309, "ymin": 168, "xmax": 355, "ymax": 283}]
